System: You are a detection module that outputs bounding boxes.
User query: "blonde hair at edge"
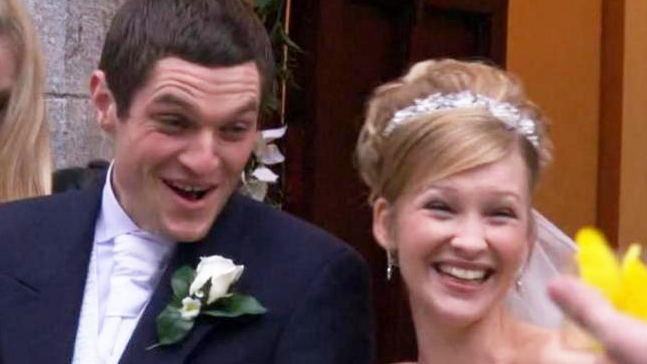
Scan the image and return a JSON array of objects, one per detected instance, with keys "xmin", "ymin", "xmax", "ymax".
[
  {"xmin": 355, "ymin": 59, "xmax": 553, "ymax": 205},
  {"xmin": 0, "ymin": 0, "xmax": 51, "ymax": 201}
]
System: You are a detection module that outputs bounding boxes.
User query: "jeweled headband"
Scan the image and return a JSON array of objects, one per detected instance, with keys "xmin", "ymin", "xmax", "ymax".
[{"xmin": 382, "ymin": 91, "xmax": 540, "ymax": 148}]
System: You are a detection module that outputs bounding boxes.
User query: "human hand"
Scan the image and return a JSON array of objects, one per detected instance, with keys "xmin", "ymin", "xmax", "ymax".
[{"xmin": 549, "ymin": 276, "xmax": 647, "ymax": 364}]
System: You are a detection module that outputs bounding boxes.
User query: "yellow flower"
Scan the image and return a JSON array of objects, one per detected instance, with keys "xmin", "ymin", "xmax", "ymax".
[{"xmin": 575, "ymin": 227, "xmax": 647, "ymax": 322}]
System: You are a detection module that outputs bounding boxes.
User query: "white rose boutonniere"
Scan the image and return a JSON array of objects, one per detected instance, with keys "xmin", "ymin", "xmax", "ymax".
[
  {"xmin": 189, "ymin": 255, "xmax": 244, "ymax": 304},
  {"xmin": 151, "ymin": 255, "xmax": 266, "ymax": 348}
]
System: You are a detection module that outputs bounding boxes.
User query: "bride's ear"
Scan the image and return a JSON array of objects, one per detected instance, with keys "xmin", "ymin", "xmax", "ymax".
[{"xmin": 373, "ymin": 197, "xmax": 395, "ymax": 251}]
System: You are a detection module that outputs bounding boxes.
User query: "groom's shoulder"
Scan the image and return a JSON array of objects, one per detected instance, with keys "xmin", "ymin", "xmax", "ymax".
[
  {"xmin": 0, "ymin": 189, "xmax": 101, "ymax": 273},
  {"xmin": 0, "ymin": 188, "xmax": 102, "ymax": 253},
  {"xmin": 228, "ymin": 194, "xmax": 364, "ymax": 262},
  {"xmin": 0, "ymin": 188, "xmax": 100, "ymax": 225}
]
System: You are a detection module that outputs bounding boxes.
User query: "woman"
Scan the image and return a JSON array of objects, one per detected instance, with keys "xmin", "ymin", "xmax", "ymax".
[
  {"xmin": 356, "ymin": 59, "xmax": 603, "ymax": 363},
  {"xmin": 0, "ymin": 0, "xmax": 51, "ymax": 201}
]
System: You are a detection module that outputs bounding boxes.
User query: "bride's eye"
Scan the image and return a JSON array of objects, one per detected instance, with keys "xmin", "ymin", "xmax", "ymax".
[
  {"xmin": 496, "ymin": 208, "xmax": 515, "ymax": 217},
  {"xmin": 424, "ymin": 200, "xmax": 454, "ymax": 216},
  {"xmin": 488, "ymin": 207, "xmax": 518, "ymax": 224}
]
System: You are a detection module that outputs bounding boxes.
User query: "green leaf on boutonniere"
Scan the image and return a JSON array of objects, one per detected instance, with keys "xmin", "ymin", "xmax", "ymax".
[
  {"xmin": 171, "ymin": 266, "xmax": 195, "ymax": 299},
  {"xmin": 148, "ymin": 306, "xmax": 195, "ymax": 349},
  {"xmin": 201, "ymin": 293, "xmax": 267, "ymax": 318}
]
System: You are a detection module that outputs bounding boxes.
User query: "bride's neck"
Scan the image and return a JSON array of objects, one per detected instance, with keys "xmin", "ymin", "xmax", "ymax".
[{"xmin": 413, "ymin": 303, "xmax": 518, "ymax": 364}]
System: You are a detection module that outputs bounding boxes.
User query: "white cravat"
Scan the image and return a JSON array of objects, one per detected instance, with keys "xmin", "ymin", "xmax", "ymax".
[
  {"xmin": 97, "ymin": 232, "xmax": 172, "ymax": 362},
  {"xmin": 72, "ymin": 163, "xmax": 175, "ymax": 364}
]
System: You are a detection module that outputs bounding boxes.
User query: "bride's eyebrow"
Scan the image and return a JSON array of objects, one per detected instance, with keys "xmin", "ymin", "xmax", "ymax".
[
  {"xmin": 411, "ymin": 185, "xmax": 457, "ymax": 200},
  {"xmin": 489, "ymin": 191, "xmax": 522, "ymax": 203},
  {"xmin": 415, "ymin": 180, "xmax": 456, "ymax": 193}
]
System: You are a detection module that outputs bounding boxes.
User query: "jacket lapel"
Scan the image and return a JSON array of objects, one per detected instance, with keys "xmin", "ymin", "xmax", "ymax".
[
  {"xmin": 120, "ymin": 194, "xmax": 249, "ymax": 364},
  {"xmin": 0, "ymin": 187, "xmax": 102, "ymax": 364}
]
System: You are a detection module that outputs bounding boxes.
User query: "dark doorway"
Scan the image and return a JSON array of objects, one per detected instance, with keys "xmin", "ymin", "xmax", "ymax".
[{"xmin": 284, "ymin": 1, "xmax": 508, "ymax": 362}]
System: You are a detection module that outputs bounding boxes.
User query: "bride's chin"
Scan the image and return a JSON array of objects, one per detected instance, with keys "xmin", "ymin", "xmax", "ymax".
[{"xmin": 411, "ymin": 276, "xmax": 502, "ymax": 325}]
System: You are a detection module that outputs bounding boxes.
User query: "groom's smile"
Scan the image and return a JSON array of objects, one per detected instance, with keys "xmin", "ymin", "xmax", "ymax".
[{"xmin": 162, "ymin": 178, "xmax": 216, "ymax": 201}]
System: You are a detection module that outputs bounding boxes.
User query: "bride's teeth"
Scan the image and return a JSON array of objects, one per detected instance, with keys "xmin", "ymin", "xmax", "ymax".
[{"xmin": 438, "ymin": 265, "xmax": 486, "ymax": 280}]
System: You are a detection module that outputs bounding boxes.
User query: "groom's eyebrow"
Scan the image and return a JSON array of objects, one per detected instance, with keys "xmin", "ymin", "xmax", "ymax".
[{"xmin": 151, "ymin": 94, "xmax": 196, "ymax": 111}]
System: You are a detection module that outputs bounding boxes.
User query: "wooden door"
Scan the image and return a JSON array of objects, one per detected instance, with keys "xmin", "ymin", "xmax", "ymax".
[{"xmin": 284, "ymin": 1, "xmax": 508, "ymax": 362}]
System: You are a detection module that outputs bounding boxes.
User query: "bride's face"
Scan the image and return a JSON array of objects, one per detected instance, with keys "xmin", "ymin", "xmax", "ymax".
[{"xmin": 373, "ymin": 150, "xmax": 532, "ymax": 324}]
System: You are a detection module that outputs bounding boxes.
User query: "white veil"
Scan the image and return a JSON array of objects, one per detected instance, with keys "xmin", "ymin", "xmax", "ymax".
[{"xmin": 505, "ymin": 210, "xmax": 576, "ymax": 328}]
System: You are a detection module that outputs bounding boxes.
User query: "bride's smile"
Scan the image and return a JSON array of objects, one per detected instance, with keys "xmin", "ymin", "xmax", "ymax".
[{"xmin": 433, "ymin": 262, "xmax": 492, "ymax": 285}]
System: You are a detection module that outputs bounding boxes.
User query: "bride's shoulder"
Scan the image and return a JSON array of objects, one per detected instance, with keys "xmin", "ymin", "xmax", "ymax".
[{"xmin": 513, "ymin": 324, "xmax": 602, "ymax": 364}]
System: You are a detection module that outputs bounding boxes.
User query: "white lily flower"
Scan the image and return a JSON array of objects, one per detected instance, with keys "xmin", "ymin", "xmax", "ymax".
[
  {"xmin": 251, "ymin": 165, "xmax": 279, "ymax": 183},
  {"xmin": 253, "ymin": 126, "xmax": 287, "ymax": 165},
  {"xmin": 239, "ymin": 125, "xmax": 286, "ymax": 202},
  {"xmin": 260, "ymin": 125, "xmax": 287, "ymax": 142},
  {"xmin": 257, "ymin": 144, "xmax": 285, "ymax": 165}
]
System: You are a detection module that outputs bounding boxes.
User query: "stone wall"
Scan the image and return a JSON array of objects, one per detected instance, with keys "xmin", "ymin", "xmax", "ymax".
[{"xmin": 23, "ymin": 0, "xmax": 124, "ymax": 168}]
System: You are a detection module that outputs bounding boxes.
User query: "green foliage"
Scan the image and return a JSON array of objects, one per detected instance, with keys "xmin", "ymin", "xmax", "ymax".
[
  {"xmin": 149, "ymin": 306, "xmax": 195, "ymax": 349},
  {"xmin": 250, "ymin": 0, "xmax": 301, "ymax": 114},
  {"xmin": 171, "ymin": 266, "xmax": 195, "ymax": 299},
  {"xmin": 202, "ymin": 294, "xmax": 268, "ymax": 318}
]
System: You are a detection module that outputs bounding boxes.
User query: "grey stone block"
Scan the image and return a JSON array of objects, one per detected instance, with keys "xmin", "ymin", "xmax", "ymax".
[
  {"xmin": 48, "ymin": 97, "xmax": 113, "ymax": 168},
  {"xmin": 24, "ymin": 0, "xmax": 123, "ymax": 168},
  {"xmin": 26, "ymin": 0, "xmax": 68, "ymax": 94},
  {"xmin": 64, "ymin": 0, "xmax": 125, "ymax": 95},
  {"xmin": 46, "ymin": 97, "xmax": 67, "ymax": 167}
]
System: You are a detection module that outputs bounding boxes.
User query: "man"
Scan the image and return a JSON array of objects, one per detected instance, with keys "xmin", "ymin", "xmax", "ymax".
[
  {"xmin": 0, "ymin": 0, "xmax": 373, "ymax": 363},
  {"xmin": 549, "ymin": 277, "xmax": 647, "ymax": 364}
]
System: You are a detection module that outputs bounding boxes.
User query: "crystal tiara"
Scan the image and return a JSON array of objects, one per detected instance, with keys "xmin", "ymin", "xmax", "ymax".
[{"xmin": 382, "ymin": 91, "xmax": 539, "ymax": 148}]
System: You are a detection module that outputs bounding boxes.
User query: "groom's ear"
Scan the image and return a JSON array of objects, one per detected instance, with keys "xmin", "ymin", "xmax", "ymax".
[
  {"xmin": 90, "ymin": 70, "xmax": 119, "ymax": 135},
  {"xmin": 372, "ymin": 197, "xmax": 395, "ymax": 251}
]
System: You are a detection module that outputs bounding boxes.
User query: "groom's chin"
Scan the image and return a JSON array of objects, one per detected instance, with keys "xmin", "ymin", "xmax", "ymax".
[{"xmin": 160, "ymin": 218, "xmax": 215, "ymax": 243}]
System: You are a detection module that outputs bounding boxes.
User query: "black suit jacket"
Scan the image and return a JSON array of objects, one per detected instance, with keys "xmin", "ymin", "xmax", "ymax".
[{"xmin": 0, "ymin": 185, "xmax": 374, "ymax": 363}]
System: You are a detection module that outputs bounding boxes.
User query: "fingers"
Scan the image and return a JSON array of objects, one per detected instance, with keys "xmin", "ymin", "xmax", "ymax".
[
  {"xmin": 548, "ymin": 276, "xmax": 616, "ymax": 341},
  {"xmin": 549, "ymin": 276, "xmax": 647, "ymax": 364}
]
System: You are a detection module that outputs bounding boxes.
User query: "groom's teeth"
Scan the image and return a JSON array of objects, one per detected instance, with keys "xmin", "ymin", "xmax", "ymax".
[
  {"xmin": 438, "ymin": 265, "xmax": 487, "ymax": 281},
  {"xmin": 171, "ymin": 182, "xmax": 206, "ymax": 193},
  {"xmin": 165, "ymin": 180, "xmax": 211, "ymax": 200}
]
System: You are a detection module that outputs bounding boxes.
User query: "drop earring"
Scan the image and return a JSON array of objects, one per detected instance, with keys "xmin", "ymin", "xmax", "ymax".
[
  {"xmin": 386, "ymin": 250, "xmax": 397, "ymax": 280},
  {"xmin": 515, "ymin": 266, "xmax": 524, "ymax": 291}
]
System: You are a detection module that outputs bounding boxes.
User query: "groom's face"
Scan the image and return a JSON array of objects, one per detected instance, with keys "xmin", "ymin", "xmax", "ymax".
[{"xmin": 97, "ymin": 57, "xmax": 260, "ymax": 241}]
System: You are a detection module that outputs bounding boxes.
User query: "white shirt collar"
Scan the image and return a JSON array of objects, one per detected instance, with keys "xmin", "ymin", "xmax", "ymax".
[{"xmin": 94, "ymin": 162, "xmax": 174, "ymax": 245}]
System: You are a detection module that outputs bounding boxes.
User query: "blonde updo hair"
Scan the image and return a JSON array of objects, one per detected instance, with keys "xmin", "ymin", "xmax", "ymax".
[
  {"xmin": 0, "ymin": 0, "xmax": 51, "ymax": 201},
  {"xmin": 356, "ymin": 59, "xmax": 552, "ymax": 204}
]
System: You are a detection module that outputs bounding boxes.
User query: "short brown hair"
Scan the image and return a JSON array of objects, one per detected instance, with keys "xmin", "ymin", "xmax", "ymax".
[{"xmin": 99, "ymin": 0, "xmax": 275, "ymax": 117}]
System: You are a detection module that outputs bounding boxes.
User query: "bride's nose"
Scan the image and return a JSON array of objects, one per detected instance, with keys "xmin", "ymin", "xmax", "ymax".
[{"xmin": 449, "ymin": 214, "xmax": 487, "ymax": 257}]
